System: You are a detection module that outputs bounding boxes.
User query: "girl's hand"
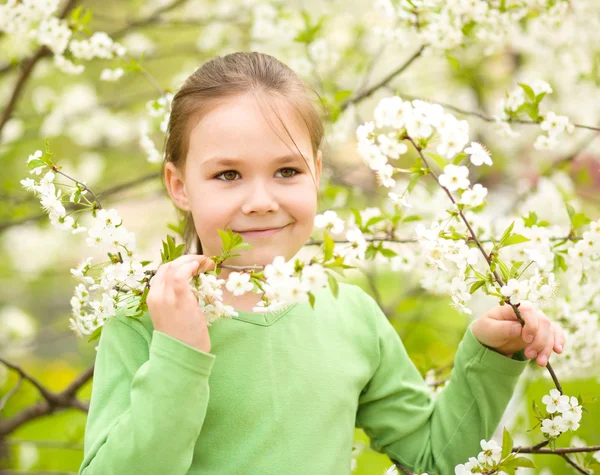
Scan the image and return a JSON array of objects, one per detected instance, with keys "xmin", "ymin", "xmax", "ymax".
[
  {"xmin": 147, "ymin": 254, "xmax": 216, "ymax": 353},
  {"xmin": 471, "ymin": 304, "xmax": 565, "ymax": 366}
]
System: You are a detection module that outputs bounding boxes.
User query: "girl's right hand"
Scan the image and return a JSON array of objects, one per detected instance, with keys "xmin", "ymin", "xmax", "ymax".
[{"xmin": 146, "ymin": 254, "xmax": 216, "ymax": 353}]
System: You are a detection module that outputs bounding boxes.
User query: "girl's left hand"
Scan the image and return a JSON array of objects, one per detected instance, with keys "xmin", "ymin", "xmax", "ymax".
[{"xmin": 471, "ymin": 303, "xmax": 565, "ymax": 367}]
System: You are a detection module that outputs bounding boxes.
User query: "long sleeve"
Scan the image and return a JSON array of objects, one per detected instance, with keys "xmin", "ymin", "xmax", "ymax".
[
  {"xmin": 355, "ymin": 291, "xmax": 529, "ymax": 475},
  {"xmin": 79, "ymin": 311, "xmax": 216, "ymax": 475}
]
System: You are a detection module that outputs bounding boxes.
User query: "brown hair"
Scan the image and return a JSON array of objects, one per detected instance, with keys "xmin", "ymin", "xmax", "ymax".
[{"xmin": 161, "ymin": 51, "xmax": 325, "ymax": 254}]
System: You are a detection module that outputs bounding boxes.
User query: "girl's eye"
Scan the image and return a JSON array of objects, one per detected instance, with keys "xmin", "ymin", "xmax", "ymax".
[
  {"xmin": 215, "ymin": 170, "xmax": 239, "ymax": 181},
  {"xmin": 215, "ymin": 168, "xmax": 300, "ymax": 181},
  {"xmin": 276, "ymin": 167, "xmax": 299, "ymax": 178}
]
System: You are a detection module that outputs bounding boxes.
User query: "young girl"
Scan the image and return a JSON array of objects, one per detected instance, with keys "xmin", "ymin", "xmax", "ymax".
[{"xmin": 78, "ymin": 52, "xmax": 565, "ymax": 475}]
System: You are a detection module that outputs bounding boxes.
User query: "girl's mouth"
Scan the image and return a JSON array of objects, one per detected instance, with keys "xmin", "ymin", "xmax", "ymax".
[{"xmin": 236, "ymin": 224, "xmax": 289, "ymax": 238}]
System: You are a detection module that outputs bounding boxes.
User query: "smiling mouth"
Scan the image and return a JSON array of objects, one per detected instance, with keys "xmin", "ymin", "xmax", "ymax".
[{"xmin": 234, "ymin": 224, "xmax": 290, "ymax": 237}]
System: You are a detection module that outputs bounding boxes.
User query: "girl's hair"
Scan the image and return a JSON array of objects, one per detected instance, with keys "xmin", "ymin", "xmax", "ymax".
[{"xmin": 161, "ymin": 51, "xmax": 325, "ymax": 255}]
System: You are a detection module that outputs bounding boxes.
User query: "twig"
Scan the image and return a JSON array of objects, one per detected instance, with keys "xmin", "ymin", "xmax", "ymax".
[
  {"xmin": 340, "ymin": 45, "xmax": 426, "ymax": 112},
  {"xmin": 560, "ymin": 454, "xmax": 591, "ymax": 475},
  {"xmin": 513, "ymin": 444, "xmax": 600, "ymax": 454}
]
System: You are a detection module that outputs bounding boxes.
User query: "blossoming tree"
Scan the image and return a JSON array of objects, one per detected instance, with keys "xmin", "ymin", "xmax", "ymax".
[{"xmin": 1, "ymin": 0, "xmax": 600, "ymax": 473}]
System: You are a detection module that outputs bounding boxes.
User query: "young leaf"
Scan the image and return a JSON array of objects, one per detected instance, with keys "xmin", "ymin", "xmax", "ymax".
[
  {"xmin": 217, "ymin": 228, "xmax": 232, "ymax": 252},
  {"xmin": 502, "ymin": 427, "xmax": 513, "ymax": 459},
  {"xmin": 308, "ymin": 292, "xmax": 316, "ymax": 309},
  {"xmin": 499, "ymin": 221, "xmax": 515, "ymax": 245},
  {"xmin": 379, "ymin": 247, "xmax": 398, "ymax": 258},
  {"xmin": 502, "ymin": 234, "xmax": 530, "ymax": 247},
  {"xmin": 87, "ymin": 325, "xmax": 103, "ymax": 342},
  {"xmin": 324, "ymin": 232, "xmax": 335, "ymax": 261},
  {"xmin": 523, "ymin": 211, "xmax": 538, "ymax": 227},
  {"xmin": 518, "ymin": 83, "xmax": 536, "ymax": 102},
  {"xmin": 327, "ymin": 272, "xmax": 339, "ymax": 298},
  {"xmin": 469, "ymin": 280, "xmax": 485, "ymax": 294},
  {"xmin": 553, "ymin": 253, "xmax": 567, "ymax": 272}
]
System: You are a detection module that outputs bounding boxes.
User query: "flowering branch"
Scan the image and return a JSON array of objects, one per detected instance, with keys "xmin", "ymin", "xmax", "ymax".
[
  {"xmin": 0, "ymin": 0, "xmax": 80, "ymax": 135},
  {"xmin": 406, "ymin": 136, "xmax": 564, "ymax": 394},
  {"xmin": 391, "ymin": 91, "xmax": 600, "ymax": 133}
]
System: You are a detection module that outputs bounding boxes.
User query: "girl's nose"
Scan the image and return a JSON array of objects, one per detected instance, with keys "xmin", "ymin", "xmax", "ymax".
[{"xmin": 240, "ymin": 180, "xmax": 280, "ymax": 215}]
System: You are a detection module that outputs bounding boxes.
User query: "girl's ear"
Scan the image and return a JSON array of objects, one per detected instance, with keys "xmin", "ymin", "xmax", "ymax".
[{"xmin": 164, "ymin": 162, "xmax": 191, "ymax": 211}]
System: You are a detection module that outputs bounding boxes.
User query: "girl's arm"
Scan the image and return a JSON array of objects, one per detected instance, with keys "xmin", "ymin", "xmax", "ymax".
[
  {"xmin": 355, "ymin": 290, "xmax": 528, "ymax": 475},
  {"xmin": 78, "ymin": 309, "xmax": 215, "ymax": 475}
]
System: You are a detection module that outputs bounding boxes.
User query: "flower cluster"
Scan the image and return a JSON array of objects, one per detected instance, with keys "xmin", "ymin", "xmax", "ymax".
[
  {"xmin": 454, "ymin": 439, "xmax": 503, "ymax": 475},
  {"xmin": 374, "ymin": 0, "xmax": 570, "ymax": 53},
  {"xmin": 0, "ymin": 2, "xmax": 126, "ymax": 76},
  {"xmin": 535, "ymin": 111, "xmax": 575, "ymax": 150},
  {"xmin": 540, "ymin": 389, "xmax": 583, "ymax": 438}
]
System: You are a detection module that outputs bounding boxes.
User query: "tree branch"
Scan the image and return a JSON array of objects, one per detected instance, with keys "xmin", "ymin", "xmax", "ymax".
[
  {"xmin": 0, "ymin": 0, "xmax": 80, "ymax": 136},
  {"xmin": 340, "ymin": 45, "xmax": 426, "ymax": 112},
  {"xmin": 0, "ymin": 358, "xmax": 93, "ymax": 437}
]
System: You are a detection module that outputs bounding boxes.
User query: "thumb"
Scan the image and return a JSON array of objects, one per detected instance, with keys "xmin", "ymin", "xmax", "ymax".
[{"xmin": 473, "ymin": 318, "xmax": 522, "ymax": 347}]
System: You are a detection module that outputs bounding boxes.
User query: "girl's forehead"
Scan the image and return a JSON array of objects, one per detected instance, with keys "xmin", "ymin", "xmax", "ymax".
[{"xmin": 188, "ymin": 94, "xmax": 313, "ymax": 162}]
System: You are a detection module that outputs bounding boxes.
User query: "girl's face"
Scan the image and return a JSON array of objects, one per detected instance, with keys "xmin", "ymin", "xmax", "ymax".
[{"xmin": 165, "ymin": 93, "xmax": 322, "ymax": 269}]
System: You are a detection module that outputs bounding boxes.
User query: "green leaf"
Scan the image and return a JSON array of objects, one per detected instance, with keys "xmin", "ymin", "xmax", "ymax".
[
  {"xmin": 428, "ymin": 152, "xmax": 447, "ymax": 170},
  {"xmin": 365, "ymin": 216, "xmax": 385, "ymax": 228},
  {"xmin": 518, "ymin": 83, "xmax": 536, "ymax": 101},
  {"xmin": 502, "ymin": 427, "xmax": 513, "ymax": 459},
  {"xmin": 553, "ymin": 253, "xmax": 567, "ymax": 272},
  {"xmin": 571, "ymin": 212, "xmax": 591, "ymax": 229},
  {"xmin": 323, "ymin": 232, "xmax": 335, "ymax": 261},
  {"xmin": 327, "ymin": 272, "xmax": 339, "ymax": 298},
  {"xmin": 452, "ymin": 152, "xmax": 467, "ymax": 165},
  {"xmin": 513, "ymin": 456, "xmax": 536, "ymax": 468},
  {"xmin": 502, "ymin": 234, "xmax": 530, "ymax": 247},
  {"xmin": 350, "ymin": 208, "xmax": 363, "ymax": 229},
  {"xmin": 407, "ymin": 172, "xmax": 422, "ymax": 193},
  {"xmin": 87, "ymin": 325, "xmax": 103, "ymax": 342},
  {"xmin": 565, "ymin": 202, "xmax": 575, "ymax": 220},
  {"xmin": 365, "ymin": 244, "xmax": 378, "ymax": 260},
  {"xmin": 379, "ymin": 247, "xmax": 398, "ymax": 258},
  {"xmin": 469, "ymin": 280, "xmax": 485, "ymax": 294},
  {"xmin": 499, "ymin": 221, "xmax": 515, "ymax": 245},
  {"xmin": 508, "ymin": 261, "xmax": 523, "ymax": 278},
  {"xmin": 523, "ymin": 211, "xmax": 538, "ymax": 227},
  {"xmin": 334, "ymin": 90, "xmax": 352, "ymax": 103},
  {"xmin": 308, "ymin": 291, "xmax": 316, "ymax": 309},
  {"xmin": 497, "ymin": 259, "xmax": 510, "ymax": 282},
  {"xmin": 27, "ymin": 159, "xmax": 46, "ymax": 171},
  {"xmin": 217, "ymin": 228, "xmax": 232, "ymax": 251},
  {"xmin": 446, "ymin": 54, "xmax": 459, "ymax": 70}
]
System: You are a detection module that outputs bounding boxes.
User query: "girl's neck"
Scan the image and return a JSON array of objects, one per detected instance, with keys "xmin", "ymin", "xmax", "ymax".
[{"xmin": 221, "ymin": 289, "xmax": 263, "ymax": 313}]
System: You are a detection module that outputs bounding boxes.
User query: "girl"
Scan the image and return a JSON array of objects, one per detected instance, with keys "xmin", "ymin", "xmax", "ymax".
[{"xmin": 79, "ymin": 52, "xmax": 565, "ymax": 475}]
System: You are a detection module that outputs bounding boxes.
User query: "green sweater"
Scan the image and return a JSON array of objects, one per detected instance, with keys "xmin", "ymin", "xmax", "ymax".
[{"xmin": 79, "ymin": 282, "xmax": 528, "ymax": 475}]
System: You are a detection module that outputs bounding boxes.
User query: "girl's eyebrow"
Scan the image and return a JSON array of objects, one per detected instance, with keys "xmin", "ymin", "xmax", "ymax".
[{"xmin": 200, "ymin": 154, "xmax": 304, "ymax": 168}]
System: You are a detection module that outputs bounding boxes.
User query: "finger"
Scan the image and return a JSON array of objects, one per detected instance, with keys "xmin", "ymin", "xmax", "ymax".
[
  {"xmin": 163, "ymin": 255, "xmax": 209, "ymax": 280},
  {"xmin": 536, "ymin": 324, "xmax": 555, "ymax": 367},
  {"xmin": 518, "ymin": 304, "xmax": 539, "ymax": 344},
  {"xmin": 552, "ymin": 323, "xmax": 565, "ymax": 353},
  {"xmin": 170, "ymin": 260, "xmax": 201, "ymax": 295},
  {"xmin": 525, "ymin": 313, "xmax": 550, "ymax": 359},
  {"xmin": 473, "ymin": 318, "xmax": 522, "ymax": 347},
  {"xmin": 149, "ymin": 262, "xmax": 169, "ymax": 288}
]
